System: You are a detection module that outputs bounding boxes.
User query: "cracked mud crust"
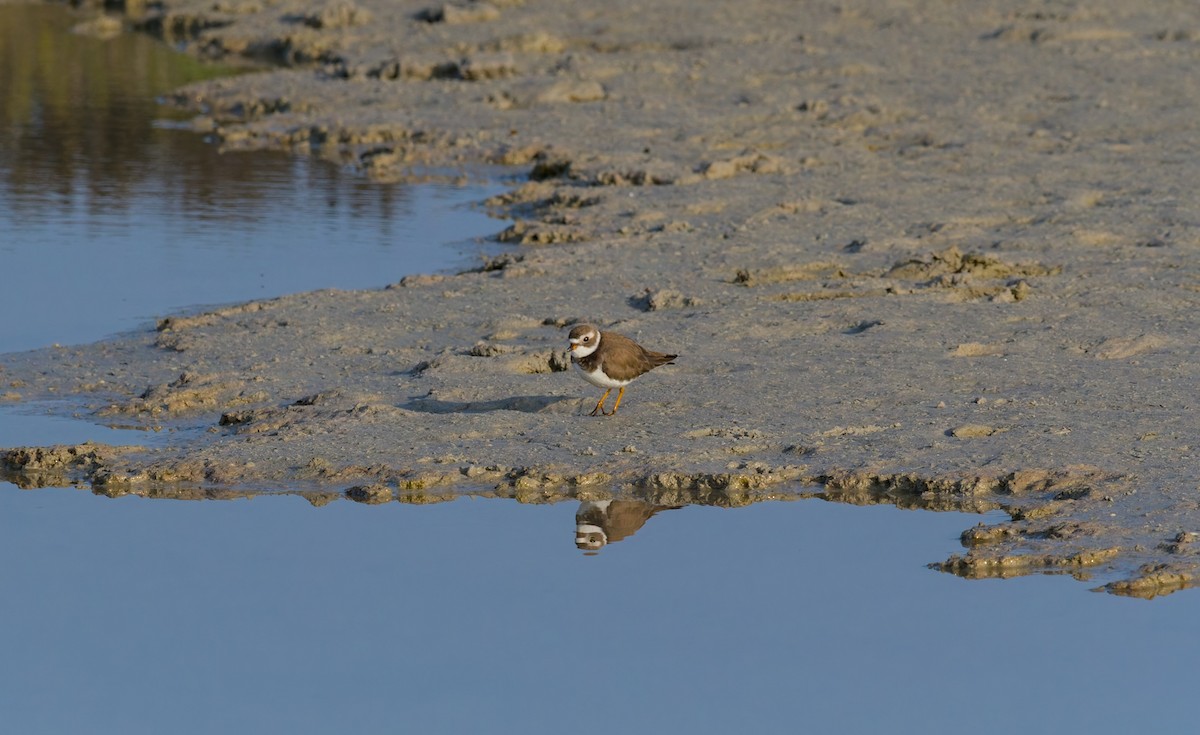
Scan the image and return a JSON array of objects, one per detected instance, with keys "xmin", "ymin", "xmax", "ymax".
[{"xmin": 4, "ymin": 0, "xmax": 1200, "ymax": 597}]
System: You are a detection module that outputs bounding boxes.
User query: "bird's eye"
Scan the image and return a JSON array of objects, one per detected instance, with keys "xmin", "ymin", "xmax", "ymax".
[{"xmin": 583, "ymin": 336, "xmax": 590, "ymax": 342}]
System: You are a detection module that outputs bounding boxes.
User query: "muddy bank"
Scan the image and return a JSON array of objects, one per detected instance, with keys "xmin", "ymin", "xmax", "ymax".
[{"xmin": 4, "ymin": 0, "xmax": 1200, "ymax": 596}]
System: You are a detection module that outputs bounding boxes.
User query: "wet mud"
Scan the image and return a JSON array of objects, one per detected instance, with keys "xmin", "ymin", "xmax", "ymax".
[{"xmin": 4, "ymin": 0, "xmax": 1200, "ymax": 597}]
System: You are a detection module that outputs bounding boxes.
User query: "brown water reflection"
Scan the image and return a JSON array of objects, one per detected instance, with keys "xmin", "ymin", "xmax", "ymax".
[
  {"xmin": 0, "ymin": 4, "xmax": 428, "ymax": 223},
  {"xmin": 0, "ymin": 4, "xmax": 502, "ymax": 351},
  {"xmin": 0, "ymin": 4, "xmax": 233, "ymax": 209}
]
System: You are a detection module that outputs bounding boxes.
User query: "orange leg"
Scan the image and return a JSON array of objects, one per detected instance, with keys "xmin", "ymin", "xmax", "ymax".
[
  {"xmin": 589, "ymin": 388, "xmax": 613, "ymax": 416},
  {"xmin": 607, "ymin": 387, "xmax": 627, "ymax": 415}
]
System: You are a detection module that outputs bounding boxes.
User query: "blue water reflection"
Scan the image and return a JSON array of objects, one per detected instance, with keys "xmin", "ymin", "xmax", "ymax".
[
  {"xmin": 0, "ymin": 487, "xmax": 1194, "ymax": 734},
  {"xmin": 1, "ymin": 171, "xmax": 503, "ymax": 352},
  {"xmin": 0, "ymin": 400, "xmax": 174, "ymax": 448}
]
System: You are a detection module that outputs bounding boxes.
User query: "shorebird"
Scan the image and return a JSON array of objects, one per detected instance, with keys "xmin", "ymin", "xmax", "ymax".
[
  {"xmin": 566, "ymin": 324, "xmax": 677, "ymax": 416},
  {"xmin": 575, "ymin": 499, "xmax": 681, "ymax": 552}
]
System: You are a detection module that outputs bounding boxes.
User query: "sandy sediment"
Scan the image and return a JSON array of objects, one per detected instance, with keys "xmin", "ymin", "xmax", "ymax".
[{"xmin": 4, "ymin": 0, "xmax": 1200, "ymax": 596}]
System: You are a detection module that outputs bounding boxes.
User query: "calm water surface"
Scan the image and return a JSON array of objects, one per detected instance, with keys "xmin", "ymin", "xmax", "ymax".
[
  {"xmin": 3, "ymin": 490, "xmax": 1198, "ymax": 734},
  {"xmin": 0, "ymin": 3, "xmax": 505, "ymax": 352},
  {"xmin": 1, "ymin": 5, "xmax": 1198, "ymax": 734}
]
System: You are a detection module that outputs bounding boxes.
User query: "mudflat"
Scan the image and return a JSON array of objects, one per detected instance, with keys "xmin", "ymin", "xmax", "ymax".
[{"xmin": 3, "ymin": 0, "xmax": 1199, "ymax": 596}]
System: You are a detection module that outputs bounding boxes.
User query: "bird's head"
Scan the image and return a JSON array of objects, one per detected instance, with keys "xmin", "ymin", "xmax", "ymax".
[{"xmin": 567, "ymin": 324, "xmax": 600, "ymax": 358}]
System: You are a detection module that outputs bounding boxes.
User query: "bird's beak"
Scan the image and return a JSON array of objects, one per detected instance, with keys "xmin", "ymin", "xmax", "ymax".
[{"xmin": 566, "ymin": 342, "xmax": 575, "ymax": 350}]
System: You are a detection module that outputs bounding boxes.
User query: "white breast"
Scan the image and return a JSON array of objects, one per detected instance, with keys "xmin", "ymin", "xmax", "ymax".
[{"xmin": 577, "ymin": 363, "xmax": 631, "ymax": 389}]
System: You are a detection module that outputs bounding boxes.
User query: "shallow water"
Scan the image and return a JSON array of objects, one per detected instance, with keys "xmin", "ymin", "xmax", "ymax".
[
  {"xmin": 0, "ymin": 4, "xmax": 505, "ymax": 353},
  {"xmin": 2, "ymin": 488, "xmax": 1196, "ymax": 734},
  {"xmin": 1, "ymin": 4, "xmax": 1199, "ymax": 733}
]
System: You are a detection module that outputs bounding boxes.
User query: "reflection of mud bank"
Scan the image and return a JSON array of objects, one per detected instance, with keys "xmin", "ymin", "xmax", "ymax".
[
  {"xmin": 4, "ymin": 443, "xmax": 1190, "ymax": 597},
  {"xmin": 6, "ymin": 1, "xmax": 1200, "ymax": 599}
]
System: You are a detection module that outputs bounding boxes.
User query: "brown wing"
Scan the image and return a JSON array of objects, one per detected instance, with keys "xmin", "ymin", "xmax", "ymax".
[
  {"xmin": 601, "ymin": 331, "xmax": 678, "ymax": 381},
  {"xmin": 605, "ymin": 501, "xmax": 675, "ymax": 543}
]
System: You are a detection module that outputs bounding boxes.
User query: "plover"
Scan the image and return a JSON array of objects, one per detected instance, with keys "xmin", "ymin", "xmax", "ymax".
[
  {"xmin": 575, "ymin": 499, "xmax": 682, "ymax": 552},
  {"xmin": 566, "ymin": 324, "xmax": 677, "ymax": 416}
]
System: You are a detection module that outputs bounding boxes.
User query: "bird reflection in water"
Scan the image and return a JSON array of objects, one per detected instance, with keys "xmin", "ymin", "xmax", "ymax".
[{"xmin": 575, "ymin": 499, "xmax": 681, "ymax": 554}]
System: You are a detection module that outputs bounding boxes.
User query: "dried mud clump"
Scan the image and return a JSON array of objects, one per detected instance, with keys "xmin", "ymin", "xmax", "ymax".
[
  {"xmin": 3, "ymin": 444, "xmax": 114, "ymax": 473},
  {"xmin": 815, "ymin": 468, "xmax": 1106, "ymax": 517},
  {"xmin": 960, "ymin": 518, "xmax": 1110, "ymax": 551},
  {"xmin": 737, "ymin": 246, "xmax": 1054, "ymax": 302},
  {"xmin": 630, "ymin": 288, "xmax": 702, "ymax": 312},
  {"xmin": 933, "ymin": 546, "xmax": 1122, "ymax": 579},
  {"xmin": 496, "ymin": 220, "xmax": 588, "ymax": 245},
  {"xmin": 502, "ymin": 467, "xmax": 614, "ymax": 495},
  {"xmin": 695, "ymin": 152, "xmax": 786, "ymax": 181},
  {"xmin": 818, "ymin": 470, "xmax": 1004, "ymax": 513},
  {"xmin": 155, "ymin": 302, "xmax": 283, "ymax": 352},
  {"xmin": 733, "ymin": 262, "xmax": 848, "ymax": 287},
  {"xmin": 482, "ymin": 465, "xmax": 811, "ymax": 508},
  {"xmin": 417, "ymin": 2, "xmax": 503, "ymax": 25},
  {"xmin": 345, "ymin": 483, "xmax": 393, "ymax": 504},
  {"xmin": 632, "ymin": 466, "xmax": 808, "ymax": 507},
  {"xmin": 885, "ymin": 245, "xmax": 1060, "ymax": 281},
  {"xmin": 1087, "ymin": 334, "xmax": 1172, "ymax": 360},
  {"xmin": 89, "ymin": 457, "xmax": 248, "ymax": 491},
  {"xmin": 299, "ymin": 1, "xmax": 373, "ymax": 29},
  {"xmin": 104, "ymin": 372, "xmax": 269, "ymax": 419},
  {"xmin": 1159, "ymin": 531, "xmax": 1200, "ymax": 555},
  {"xmin": 1, "ymin": 443, "xmax": 133, "ymax": 488},
  {"xmin": 1105, "ymin": 563, "xmax": 1197, "ymax": 599}
]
